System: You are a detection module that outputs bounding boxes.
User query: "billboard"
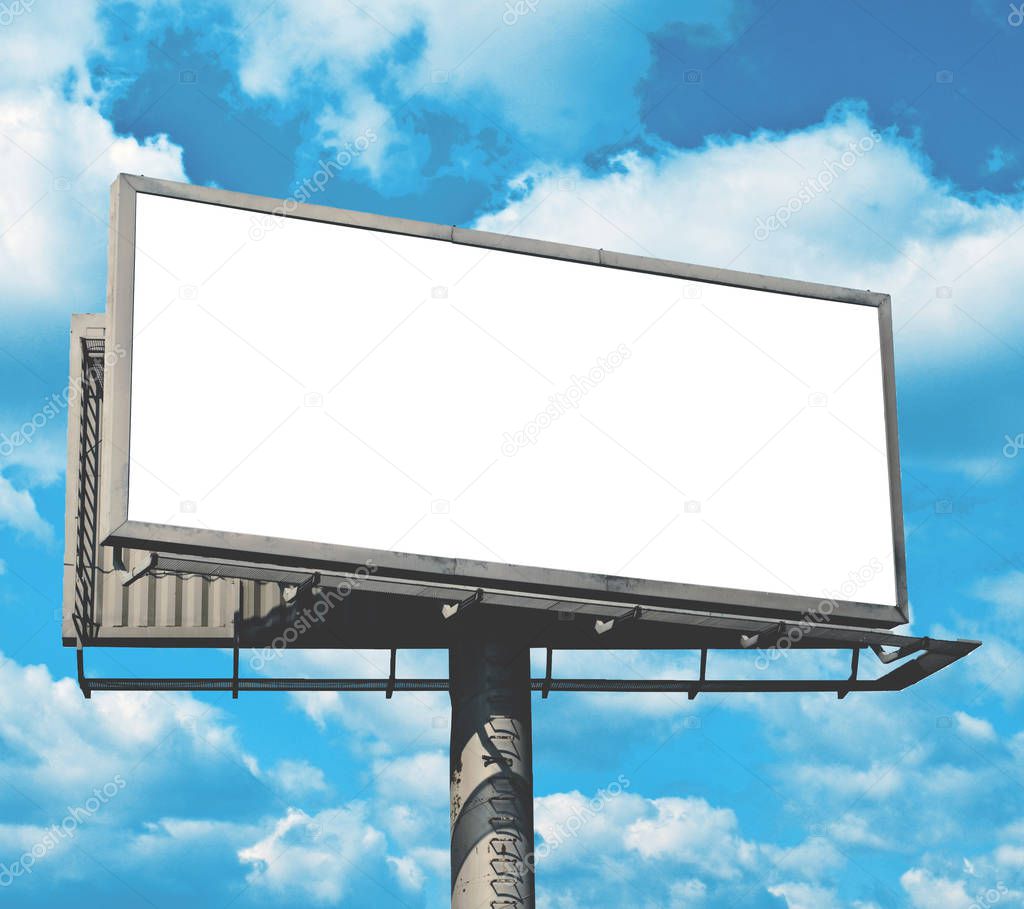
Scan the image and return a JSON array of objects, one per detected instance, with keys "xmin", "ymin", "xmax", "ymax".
[{"xmin": 99, "ymin": 175, "xmax": 907, "ymax": 628}]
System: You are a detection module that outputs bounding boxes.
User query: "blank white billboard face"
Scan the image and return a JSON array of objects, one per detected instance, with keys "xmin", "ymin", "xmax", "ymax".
[{"xmin": 124, "ymin": 192, "xmax": 898, "ymax": 609}]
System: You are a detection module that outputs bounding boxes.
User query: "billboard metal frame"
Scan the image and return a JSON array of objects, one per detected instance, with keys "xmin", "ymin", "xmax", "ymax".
[
  {"xmin": 100, "ymin": 174, "xmax": 909, "ymax": 629},
  {"xmin": 71, "ymin": 551, "xmax": 977, "ymax": 703},
  {"xmin": 75, "ymin": 631, "xmax": 980, "ymax": 700}
]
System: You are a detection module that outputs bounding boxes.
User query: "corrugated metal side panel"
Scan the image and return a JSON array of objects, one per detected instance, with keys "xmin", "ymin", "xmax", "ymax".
[
  {"xmin": 65, "ymin": 321, "xmax": 283, "ymax": 639},
  {"xmin": 241, "ymin": 579, "xmax": 265, "ymax": 623},
  {"xmin": 181, "ymin": 576, "xmax": 205, "ymax": 627},
  {"xmin": 154, "ymin": 574, "xmax": 178, "ymax": 626},
  {"xmin": 100, "ymin": 548, "xmax": 125, "ymax": 627},
  {"xmin": 127, "ymin": 576, "xmax": 148, "ymax": 627},
  {"xmin": 210, "ymin": 576, "xmax": 238, "ymax": 628},
  {"xmin": 110, "ymin": 547, "xmax": 254, "ymax": 629}
]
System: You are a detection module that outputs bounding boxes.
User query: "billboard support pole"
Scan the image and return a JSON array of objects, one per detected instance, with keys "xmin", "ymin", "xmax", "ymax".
[{"xmin": 449, "ymin": 638, "xmax": 535, "ymax": 909}]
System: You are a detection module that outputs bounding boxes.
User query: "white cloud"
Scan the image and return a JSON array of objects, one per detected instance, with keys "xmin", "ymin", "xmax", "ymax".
[
  {"xmin": 0, "ymin": 0, "xmax": 187, "ymax": 547},
  {"xmin": 386, "ymin": 853, "xmax": 424, "ymax": 891},
  {"xmin": 0, "ymin": 0, "xmax": 101, "ymax": 89},
  {"xmin": 828, "ymin": 813, "xmax": 890, "ymax": 850},
  {"xmin": 130, "ymin": 817, "xmax": 258, "ymax": 859},
  {"xmin": 534, "ymin": 788, "xmax": 763, "ymax": 885},
  {"xmin": 0, "ymin": 821, "xmax": 72, "ymax": 855},
  {"xmin": 941, "ymin": 456, "xmax": 1014, "ymax": 485},
  {"xmin": 954, "ymin": 710, "xmax": 998, "ymax": 743},
  {"xmin": 533, "ymin": 653, "xmax": 1004, "ymax": 864},
  {"xmin": 999, "ymin": 818, "xmax": 1024, "ymax": 840},
  {"xmin": 668, "ymin": 878, "xmax": 707, "ymax": 907},
  {"xmin": 0, "ymin": 472, "xmax": 50, "ymax": 540},
  {"xmin": 370, "ymin": 750, "xmax": 448, "ymax": 805},
  {"xmin": 378, "ymin": 802, "xmax": 432, "ymax": 845},
  {"xmin": 787, "ymin": 760, "xmax": 908, "ymax": 802},
  {"xmin": 534, "ymin": 789, "xmax": 648, "ymax": 874},
  {"xmin": 0, "ymin": 653, "xmax": 254, "ymax": 798},
  {"xmin": 232, "ymin": 0, "xmax": 411, "ymax": 99},
  {"xmin": 963, "ymin": 636, "xmax": 1024, "ymax": 702},
  {"xmin": 762, "ymin": 836, "xmax": 845, "ymax": 880},
  {"xmin": 974, "ymin": 571, "xmax": 1024, "ymax": 617},
  {"xmin": 624, "ymin": 796, "xmax": 757, "ymax": 878},
  {"xmin": 0, "ymin": 651, "xmax": 439, "ymax": 900},
  {"xmin": 315, "ymin": 90, "xmax": 390, "ymax": 179},
  {"xmin": 265, "ymin": 759, "xmax": 329, "ymax": 796},
  {"xmin": 408, "ymin": 844, "xmax": 447, "ymax": 876},
  {"xmin": 0, "ymin": 88, "xmax": 186, "ymax": 314},
  {"xmin": 229, "ymin": 1, "xmax": 742, "ymax": 166},
  {"xmin": 898, "ymin": 855, "xmax": 1023, "ymax": 908},
  {"xmin": 0, "ymin": 654, "xmax": 346, "ymax": 899},
  {"xmin": 0, "ymin": 425, "xmax": 65, "ymax": 487},
  {"xmin": 473, "ymin": 104, "xmax": 1024, "ymax": 370},
  {"xmin": 387, "ymin": 1, "xmax": 739, "ymax": 153},
  {"xmin": 237, "ymin": 804, "xmax": 388, "ymax": 903},
  {"xmin": 268, "ymin": 648, "xmax": 449, "ymax": 749},
  {"xmin": 0, "ymin": 0, "xmax": 182, "ymax": 314},
  {"xmin": 900, "ymin": 868, "xmax": 973, "ymax": 909},
  {"xmin": 767, "ymin": 881, "xmax": 841, "ymax": 909},
  {"xmin": 994, "ymin": 844, "xmax": 1024, "ymax": 869}
]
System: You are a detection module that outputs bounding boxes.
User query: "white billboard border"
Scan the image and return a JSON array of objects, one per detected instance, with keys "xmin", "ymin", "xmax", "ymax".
[{"xmin": 100, "ymin": 174, "xmax": 909, "ymax": 629}]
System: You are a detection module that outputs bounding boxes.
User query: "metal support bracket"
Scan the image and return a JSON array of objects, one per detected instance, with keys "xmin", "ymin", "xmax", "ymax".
[
  {"xmin": 232, "ymin": 586, "xmax": 241, "ymax": 699},
  {"xmin": 872, "ymin": 640, "xmax": 926, "ymax": 664},
  {"xmin": 689, "ymin": 649, "xmax": 708, "ymax": 700},
  {"xmin": 542, "ymin": 648, "xmax": 553, "ymax": 699},
  {"xmin": 76, "ymin": 647, "xmax": 91, "ymax": 699},
  {"xmin": 386, "ymin": 649, "xmax": 397, "ymax": 699},
  {"xmin": 282, "ymin": 571, "xmax": 321, "ymax": 612},
  {"xmin": 232, "ymin": 639, "xmax": 240, "ymax": 700},
  {"xmin": 124, "ymin": 552, "xmax": 158, "ymax": 589},
  {"xmin": 740, "ymin": 621, "xmax": 786, "ymax": 649},
  {"xmin": 838, "ymin": 648, "xmax": 860, "ymax": 700}
]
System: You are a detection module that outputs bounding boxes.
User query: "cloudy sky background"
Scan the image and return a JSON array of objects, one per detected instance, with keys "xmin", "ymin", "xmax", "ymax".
[{"xmin": 1, "ymin": 1, "xmax": 1023, "ymax": 906}]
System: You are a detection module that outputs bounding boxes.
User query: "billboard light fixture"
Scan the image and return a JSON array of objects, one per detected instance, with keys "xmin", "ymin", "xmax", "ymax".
[{"xmin": 441, "ymin": 588, "xmax": 484, "ymax": 619}]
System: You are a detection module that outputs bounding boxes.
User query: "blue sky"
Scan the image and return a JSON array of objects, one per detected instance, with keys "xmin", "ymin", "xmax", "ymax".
[{"xmin": 1, "ymin": 1, "xmax": 1024, "ymax": 906}]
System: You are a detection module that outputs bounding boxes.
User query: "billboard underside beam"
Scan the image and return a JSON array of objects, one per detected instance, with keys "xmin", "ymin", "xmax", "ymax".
[
  {"xmin": 74, "ymin": 676, "xmax": 967, "ymax": 694},
  {"xmin": 75, "ymin": 637, "xmax": 977, "ymax": 698},
  {"xmin": 69, "ymin": 553, "xmax": 978, "ymax": 651}
]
